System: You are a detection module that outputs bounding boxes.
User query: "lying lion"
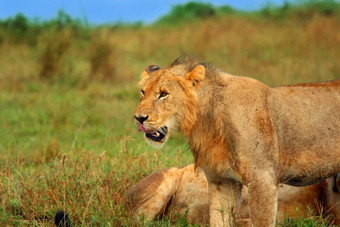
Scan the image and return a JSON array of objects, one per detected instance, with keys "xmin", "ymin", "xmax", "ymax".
[
  {"xmin": 126, "ymin": 164, "xmax": 340, "ymax": 225},
  {"xmin": 134, "ymin": 56, "xmax": 340, "ymax": 226}
]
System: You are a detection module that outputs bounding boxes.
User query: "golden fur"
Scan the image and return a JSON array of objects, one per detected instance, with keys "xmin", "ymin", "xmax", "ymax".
[
  {"xmin": 325, "ymin": 174, "xmax": 340, "ymax": 224},
  {"xmin": 134, "ymin": 57, "xmax": 340, "ymax": 226},
  {"xmin": 126, "ymin": 164, "xmax": 340, "ymax": 225}
]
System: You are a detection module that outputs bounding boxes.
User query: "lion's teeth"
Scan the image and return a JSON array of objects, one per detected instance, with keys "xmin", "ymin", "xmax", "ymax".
[
  {"xmin": 156, "ymin": 131, "xmax": 160, "ymax": 137},
  {"xmin": 159, "ymin": 127, "xmax": 167, "ymax": 135}
]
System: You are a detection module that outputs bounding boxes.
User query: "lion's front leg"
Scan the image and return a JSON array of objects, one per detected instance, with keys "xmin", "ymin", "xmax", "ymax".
[
  {"xmin": 247, "ymin": 173, "xmax": 278, "ymax": 227},
  {"xmin": 208, "ymin": 179, "xmax": 241, "ymax": 227}
]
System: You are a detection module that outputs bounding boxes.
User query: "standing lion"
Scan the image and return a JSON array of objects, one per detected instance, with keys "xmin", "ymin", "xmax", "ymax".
[{"xmin": 134, "ymin": 57, "xmax": 340, "ymax": 226}]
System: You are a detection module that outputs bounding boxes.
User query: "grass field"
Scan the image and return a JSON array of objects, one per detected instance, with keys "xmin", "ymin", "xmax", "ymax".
[{"xmin": 0, "ymin": 2, "xmax": 340, "ymax": 226}]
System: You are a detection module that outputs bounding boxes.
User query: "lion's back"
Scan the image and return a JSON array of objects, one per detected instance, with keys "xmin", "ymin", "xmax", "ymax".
[{"xmin": 269, "ymin": 79, "xmax": 340, "ymax": 185}]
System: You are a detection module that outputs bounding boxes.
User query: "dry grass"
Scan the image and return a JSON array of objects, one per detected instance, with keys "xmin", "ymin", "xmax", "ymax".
[
  {"xmin": 89, "ymin": 30, "xmax": 117, "ymax": 81},
  {"xmin": 0, "ymin": 12, "xmax": 339, "ymax": 226},
  {"xmin": 0, "ymin": 135, "xmax": 190, "ymax": 226},
  {"xmin": 39, "ymin": 28, "xmax": 71, "ymax": 79},
  {"xmin": 1, "ymin": 14, "xmax": 339, "ymax": 86}
]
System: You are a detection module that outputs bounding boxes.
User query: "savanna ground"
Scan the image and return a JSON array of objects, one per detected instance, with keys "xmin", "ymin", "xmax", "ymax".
[{"xmin": 0, "ymin": 1, "xmax": 340, "ymax": 226}]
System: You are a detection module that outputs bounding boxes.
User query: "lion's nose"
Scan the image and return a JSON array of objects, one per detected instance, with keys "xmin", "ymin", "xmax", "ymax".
[{"xmin": 134, "ymin": 115, "xmax": 149, "ymax": 124}]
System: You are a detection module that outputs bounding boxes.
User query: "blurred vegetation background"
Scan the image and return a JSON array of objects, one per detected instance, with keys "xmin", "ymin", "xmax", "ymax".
[{"xmin": 0, "ymin": 0, "xmax": 339, "ymax": 225}]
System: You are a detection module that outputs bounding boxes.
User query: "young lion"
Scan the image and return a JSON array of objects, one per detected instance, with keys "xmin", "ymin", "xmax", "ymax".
[
  {"xmin": 134, "ymin": 57, "xmax": 340, "ymax": 226},
  {"xmin": 126, "ymin": 164, "xmax": 340, "ymax": 225}
]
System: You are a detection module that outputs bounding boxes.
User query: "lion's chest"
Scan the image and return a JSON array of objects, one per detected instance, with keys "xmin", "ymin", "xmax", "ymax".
[{"xmin": 189, "ymin": 134, "xmax": 241, "ymax": 183}]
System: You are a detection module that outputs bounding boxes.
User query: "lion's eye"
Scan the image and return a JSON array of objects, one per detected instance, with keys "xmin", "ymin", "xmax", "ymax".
[
  {"xmin": 159, "ymin": 92, "xmax": 168, "ymax": 99},
  {"xmin": 141, "ymin": 90, "xmax": 145, "ymax": 96}
]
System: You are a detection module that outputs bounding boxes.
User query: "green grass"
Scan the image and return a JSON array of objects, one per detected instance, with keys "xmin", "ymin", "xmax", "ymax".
[
  {"xmin": 0, "ymin": 2, "xmax": 340, "ymax": 225},
  {"xmin": 278, "ymin": 213, "xmax": 335, "ymax": 227},
  {"xmin": 0, "ymin": 81, "xmax": 193, "ymax": 226}
]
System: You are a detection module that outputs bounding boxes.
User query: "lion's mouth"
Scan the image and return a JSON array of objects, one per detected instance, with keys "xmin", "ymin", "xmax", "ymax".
[
  {"xmin": 145, "ymin": 126, "xmax": 167, "ymax": 142},
  {"xmin": 136, "ymin": 122, "xmax": 168, "ymax": 143}
]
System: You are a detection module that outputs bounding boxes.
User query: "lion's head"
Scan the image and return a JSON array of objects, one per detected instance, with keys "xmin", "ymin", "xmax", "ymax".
[{"xmin": 134, "ymin": 57, "xmax": 205, "ymax": 148}]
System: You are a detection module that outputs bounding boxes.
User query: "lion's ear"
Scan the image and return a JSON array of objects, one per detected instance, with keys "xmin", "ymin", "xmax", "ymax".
[
  {"xmin": 185, "ymin": 65, "xmax": 205, "ymax": 90},
  {"xmin": 139, "ymin": 64, "xmax": 160, "ymax": 86}
]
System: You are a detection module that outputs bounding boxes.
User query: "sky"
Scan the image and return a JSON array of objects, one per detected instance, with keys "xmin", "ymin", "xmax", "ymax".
[{"xmin": 0, "ymin": 0, "xmax": 297, "ymax": 24}]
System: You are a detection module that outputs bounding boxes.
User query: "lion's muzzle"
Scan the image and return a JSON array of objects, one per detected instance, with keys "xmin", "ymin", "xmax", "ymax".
[
  {"xmin": 134, "ymin": 115, "xmax": 149, "ymax": 124},
  {"xmin": 135, "ymin": 119, "xmax": 168, "ymax": 144}
]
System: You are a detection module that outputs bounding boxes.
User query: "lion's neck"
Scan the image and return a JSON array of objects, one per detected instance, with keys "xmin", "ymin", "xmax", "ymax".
[
  {"xmin": 179, "ymin": 89, "xmax": 199, "ymax": 137},
  {"xmin": 181, "ymin": 80, "xmax": 214, "ymax": 137},
  {"xmin": 180, "ymin": 106, "xmax": 198, "ymax": 138},
  {"xmin": 184, "ymin": 78, "xmax": 236, "ymax": 166}
]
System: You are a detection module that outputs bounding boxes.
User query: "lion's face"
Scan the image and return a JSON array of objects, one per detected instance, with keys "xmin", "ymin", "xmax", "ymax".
[{"xmin": 134, "ymin": 64, "xmax": 205, "ymax": 148}]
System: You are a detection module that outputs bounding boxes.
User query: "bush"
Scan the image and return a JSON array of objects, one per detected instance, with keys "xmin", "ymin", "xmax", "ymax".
[
  {"xmin": 295, "ymin": 0, "xmax": 340, "ymax": 16},
  {"xmin": 258, "ymin": 0, "xmax": 340, "ymax": 19},
  {"xmin": 39, "ymin": 28, "xmax": 71, "ymax": 79},
  {"xmin": 89, "ymin": 31, "xmax": 116, "ymax": 81},
  {"xmin": 157, "ymin": 2, "xmax": 216, "ymax": 25},
  {"xmin": 0, "ymin": 13, "xmax": 29, "ymax": 43}
]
